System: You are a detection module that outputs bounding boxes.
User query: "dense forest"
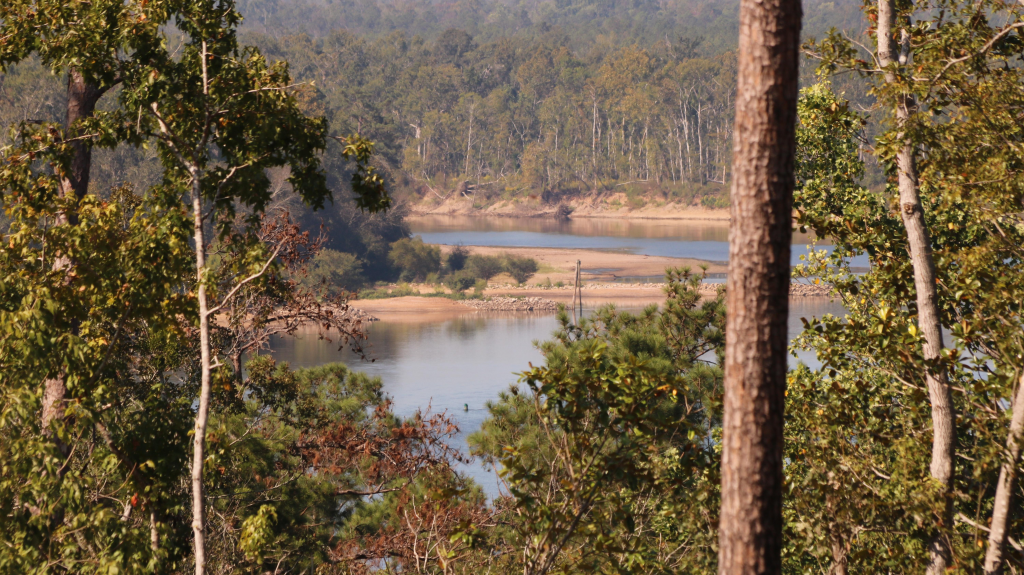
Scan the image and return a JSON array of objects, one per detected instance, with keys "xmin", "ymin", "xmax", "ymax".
[{"xmin": 1, "ymin": 0, "xmax": 871, "ymax": 211}]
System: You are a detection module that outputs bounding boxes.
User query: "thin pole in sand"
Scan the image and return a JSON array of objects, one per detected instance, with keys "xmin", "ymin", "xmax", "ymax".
[{"xmin": 570, "ymin": 260, "xmax": 582, "ymax": 325}]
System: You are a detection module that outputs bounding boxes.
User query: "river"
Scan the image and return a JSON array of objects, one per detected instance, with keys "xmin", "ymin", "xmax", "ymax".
[
  {"xmin": 267, "ymin": 216, "xmax": 847, "ymax": 496},
  {"xmin": 407, "ymin": 215, "xmax": 868, "ymax": 269}
]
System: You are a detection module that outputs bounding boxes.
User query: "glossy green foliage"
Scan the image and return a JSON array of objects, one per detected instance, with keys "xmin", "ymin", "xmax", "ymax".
[
  {"xmin": 0, "ymin": 0, "xmax": 175, "ymax": 87},
  {"xmin": 0, "ymin": 147, "xmax": 195, "ymax": 570},
  {"xmin": 203, "ymin": 358, "xmax": 384, "ymax": 572},
  {"xmin": 113, "ymin": 2, "xmax": 330, "ymax": 225},
  {"xmin": 0, "ymin": 0, "xmax": 396, "ymax": 571},
  {"xmin": 790, "ymin": 75, "xmax": 1024, "ymax": 571}
]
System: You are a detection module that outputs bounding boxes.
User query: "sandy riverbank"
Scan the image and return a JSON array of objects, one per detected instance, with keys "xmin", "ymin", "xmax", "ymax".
[
  {"xmin": 354, "ymin": 281, "xmax": 830, "ymax": 323},
  {"xmin": 352, "ymin": 288, "xmax": 668, "ymax": 323},
  {"xmin": 352, "ymin": 245, "xmax": 831, "ymax": 322},
  {"xmin": 439, "ymin": 245, "xmax": 728, "ymax": 285}
]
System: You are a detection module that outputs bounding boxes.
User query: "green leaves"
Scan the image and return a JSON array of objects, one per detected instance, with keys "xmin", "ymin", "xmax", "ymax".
[
  {"xmin": 238, "ymin": 504, "xmax": 278, "ymax": 563},
  {"xmin": 471, "ymin": 270, "xmax": 724, "ymax": 574},
  {"xmin": 340, "ymin": 134, "xmax": 391, "ymax": 213},
  {"xmin": 792, "ymin": 13, "xmax": 1024, "ymax": 562}
]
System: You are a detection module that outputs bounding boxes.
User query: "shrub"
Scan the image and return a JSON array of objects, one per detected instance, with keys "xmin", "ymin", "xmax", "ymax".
[
  {"xmin": 303, "ymin": 249, "xmax": 366, "ymax": 294},
  {"xmin": 466, "ymin": 254, "xmax": 504, "ymax": 281},
  {"xmin": 388, "ymin": 237, "xmax": 441, "ymax": 282},
  {"xmin": 444, "ymin": 270, "xmax": 476, "ymax": 292},
  {"xmin": 700, "ymin": 194, "xmax": 730, "ymax": 209},
  {"xmin": 503, "ymin": 254, "xmax": 539, "ymax": 284},
  {"xmin": 447, "ymin": 244, "xmax": 470, "ymax": 272}
]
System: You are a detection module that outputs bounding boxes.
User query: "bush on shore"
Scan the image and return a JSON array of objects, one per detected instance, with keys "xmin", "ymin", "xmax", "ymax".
[{"xmin": 311, "ymin": 236, "xmax": 542, "ymax": 297}]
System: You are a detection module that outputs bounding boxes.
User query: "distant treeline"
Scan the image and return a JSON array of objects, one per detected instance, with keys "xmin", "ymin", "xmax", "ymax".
[
  {"xmin": 235, "ymin": 0, "xmax": 865, "ymax": 54},
  {"xmin": 255, "ymin": 29, "xmax": 742, "ymax": 204},
  {"xmin": 0, "ymin": 0, "xmax": 869, "ymax": 209}
]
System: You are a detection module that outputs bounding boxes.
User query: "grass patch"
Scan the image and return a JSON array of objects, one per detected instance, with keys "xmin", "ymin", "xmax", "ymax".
[
  {"xmin": 355, "ymin": 283, "xmax": 484, "ymax": 301},
  {"xmin": 356, "ymin": 283, "xmax": 418, "ymax": 299}
]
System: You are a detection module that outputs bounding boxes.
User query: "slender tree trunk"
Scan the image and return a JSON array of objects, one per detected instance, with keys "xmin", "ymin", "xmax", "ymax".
[
  {"xmin": 696, "ymin": 104, "xmax": 705, "ymax": 184},
  {"xmin": 591, "ymin": 97, "xmax": 598, "ymax": 188},
  {"xmin": 876, "ymin": 4, "xmax": 956, "ymax": 572},
  {"xmin": 984, "ymin": 372, "xmax": 1024, "ymax": 574},
  {"xmin": 828, "ymin": 540, "xmax": 849, "ymax": 575},
  {"xmin": 717, "ymin": 0, "xmax": 801, "ymax": 569},
  {"xmin": 190, "ymin": 182, "xmax": 212, "ymax": 575},
  {"xmin": 464, "ymin": 102, "xmax": 474, "ymax": 177},
  {"xmin": 231, "ymin": 352, "xmax": 244, "ymax": 387}
]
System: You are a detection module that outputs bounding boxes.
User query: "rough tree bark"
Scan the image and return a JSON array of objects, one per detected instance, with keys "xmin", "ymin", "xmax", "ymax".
[
  {"xmin": 875, "ymin": 3, "xmax": 957, "ymax": 572},
  {"xmin": 984, "ymin": 372, "xmax": 1024, "ymax": 574},
  {"xmin": 717, "ymin": 0, "xmax": 801, "ymax": 571}
]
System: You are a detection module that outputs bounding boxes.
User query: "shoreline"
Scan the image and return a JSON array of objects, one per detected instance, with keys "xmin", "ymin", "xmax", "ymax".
[
  {"xmin": 353, "ymin": 282, "xmax": 832, "ymax": 323},
  {"xmin": 407, "ymin": 210, "xmax": 732, "ymax": 222},
  {"xmin": 436, "ymin": 245, "xmax": 728, "ymax": 285},
  {"xmin": 406, "ymin": 197, "xmax": 731, "ymax": 221}
]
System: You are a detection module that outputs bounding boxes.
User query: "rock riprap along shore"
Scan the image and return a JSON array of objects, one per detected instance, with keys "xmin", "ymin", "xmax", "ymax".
[
  {"xmin": 458, "ymin": 296, "xmax": 561, "ymax": 312},
  {"xmin": 489, "ymin": 281, "xmax": 832, "ymax": 298},
  {"xmin": 346, "ymin": 307, "xmax": 379, "ymax": 321}
]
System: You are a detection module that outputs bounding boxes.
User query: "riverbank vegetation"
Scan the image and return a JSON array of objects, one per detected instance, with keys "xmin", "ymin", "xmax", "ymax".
[{"xmin": 349, "ymin": 242, "xmax": 541, "ymax": 297}]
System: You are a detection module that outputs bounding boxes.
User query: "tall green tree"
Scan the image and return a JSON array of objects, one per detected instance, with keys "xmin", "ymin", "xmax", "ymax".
[
  {"xmin": 0, "ymin": 0, "xmax": 189, "ymax": 511},
  {"xmin": 109, "ymin": 2, "xmax": 388, "ymax": 570},
  {"xmin": 792, "ymin": 72, "xmax": 1024, "ymax": 572},
  {"xmin": 471, "ymin": 269, "xmax": 726, "ymax": 574}
]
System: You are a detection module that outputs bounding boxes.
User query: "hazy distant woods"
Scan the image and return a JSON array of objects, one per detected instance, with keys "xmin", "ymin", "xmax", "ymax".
[{"xmin": 0, "ymin": 0, "xmax": 868, "ymax": 205}]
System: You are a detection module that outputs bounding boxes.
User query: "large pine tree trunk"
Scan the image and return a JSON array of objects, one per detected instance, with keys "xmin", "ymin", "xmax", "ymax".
[
  {"xmin": 717, "ymin": 0, "xmax": 801, "ymax": 570},
  {"xmin": 875, "ymin": 3, "xmax": 957, "ymax": 572},
  {"xmin": 984, "ymin": 372, "xmax": 1024, "ymax": 574}
]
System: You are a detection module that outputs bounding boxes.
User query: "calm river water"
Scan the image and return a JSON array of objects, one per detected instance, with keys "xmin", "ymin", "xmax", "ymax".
[
  {"xmin": 268, "ymin": 216, "xmax": 848, "ymax": 494},
  {"xmin": 407, "ymin": 215, "xmax": 868, "ymax": 268}
]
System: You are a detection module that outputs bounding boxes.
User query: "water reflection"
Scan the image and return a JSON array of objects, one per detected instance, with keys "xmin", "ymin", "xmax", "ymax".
[
  {"xmin": 268, "ymin": 299, "xmax": 848, "ymax": 496},
  {"xmin": 408, "ymin": 215, "xmax": 735, "ymax": 241}
]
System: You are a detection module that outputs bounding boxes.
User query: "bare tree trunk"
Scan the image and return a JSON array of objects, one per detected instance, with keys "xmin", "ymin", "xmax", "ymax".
[
  {"xmin": 592, "ymin": 96, "xmax": 598, "ymax": 188},
  {"xmin": 190, "ymin": 182, "xmax": 212, "ymax": 575},
  {"xmin": 876, "ymin": 3, "xmax": 956, "ymax": 572},
  {"xmin": 717, "ymin": 0, "xmax": 800, "ymax": 570},
  {"xmin": 464, "ymin": 101, "xmax": 474, "ymax": 177},
  {"xmin": 984, "ymin": 372, "xmax": 1024, "ymax": 574},
  {"xmin": 150, "ymin": 510, "xmax": 160, "ymax": 551}
]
